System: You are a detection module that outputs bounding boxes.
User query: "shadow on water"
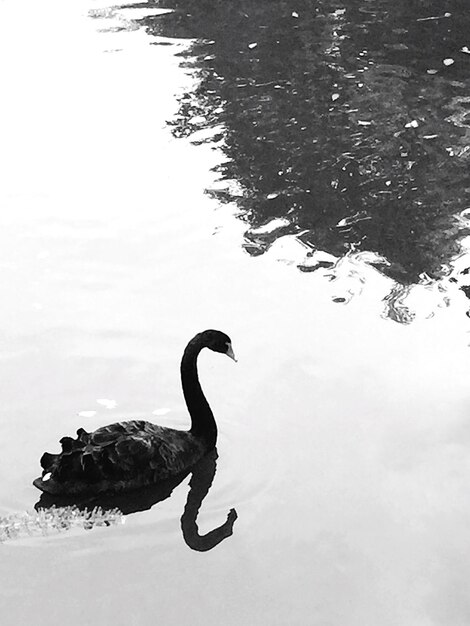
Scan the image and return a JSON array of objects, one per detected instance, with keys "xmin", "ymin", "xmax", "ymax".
[
  {"xmin": 111, "ymin": 0, "xmax": 470, "ymax": 318},
  {"xmin": 35, "ymin": 449, "xmax": 237, "ymax": 552}
]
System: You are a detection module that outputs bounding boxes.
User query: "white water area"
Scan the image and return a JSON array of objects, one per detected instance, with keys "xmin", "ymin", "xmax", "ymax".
[{"xmin": 1, "ymin": 1, "xmax": 470, "ymax": 625}]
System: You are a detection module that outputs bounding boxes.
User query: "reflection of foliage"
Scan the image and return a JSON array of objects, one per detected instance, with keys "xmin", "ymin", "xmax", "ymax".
[
  {"xmin": 383, "ymin": 285, "xmax": 415, "ymax": 325},
  {"xmin": 134, "ymin": 0, "xmax": 470, "ymax": 285},
  {"xmin": 0, "ymin": 506, "xmax": 122, "ymax": 542}
]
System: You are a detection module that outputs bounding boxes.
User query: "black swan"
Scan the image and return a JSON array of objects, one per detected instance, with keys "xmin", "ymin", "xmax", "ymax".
[{"xmin": 33, "ymin": 330, "xmax": 236, "ymax": 496}]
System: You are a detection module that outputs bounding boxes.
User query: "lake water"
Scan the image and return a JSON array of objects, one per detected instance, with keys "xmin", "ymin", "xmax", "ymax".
[{"xmin": 2, "ymin": 1, "xmax": 470, "ymax": 624}]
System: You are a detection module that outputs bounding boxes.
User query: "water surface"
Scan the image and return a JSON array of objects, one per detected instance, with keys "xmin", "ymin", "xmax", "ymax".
[
  {"xmin": 142, "ymin": 0, "xmax": 470, "ymax": 319},
  {"xmin": 1, "ymin": 2, "xmax": 470, "ymax": 625}
]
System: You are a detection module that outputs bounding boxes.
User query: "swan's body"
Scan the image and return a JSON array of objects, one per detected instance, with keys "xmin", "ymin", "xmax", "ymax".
[
  {"xmin": 33, "ymin": 330, "xmax": 235, "ymax": 496},
  {"xmin": 34, "ymin": 421, "xmax": 206, "ymax": 495}
]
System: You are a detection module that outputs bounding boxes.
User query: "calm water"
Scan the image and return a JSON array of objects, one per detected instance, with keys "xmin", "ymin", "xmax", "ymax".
[{"xmin": 2, "ymin": 1, "xmax": 470, "ymax": 624}]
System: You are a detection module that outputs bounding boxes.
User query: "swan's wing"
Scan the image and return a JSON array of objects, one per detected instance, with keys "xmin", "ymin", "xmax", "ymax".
[{"xmin": 38, "ymin": 420, "xmax": 204, "ymax": 493}]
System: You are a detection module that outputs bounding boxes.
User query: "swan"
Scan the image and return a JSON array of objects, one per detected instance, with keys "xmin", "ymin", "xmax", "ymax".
[{"xmin": 33, "ymin": 330, "xmax": 236, "ymax": 496}]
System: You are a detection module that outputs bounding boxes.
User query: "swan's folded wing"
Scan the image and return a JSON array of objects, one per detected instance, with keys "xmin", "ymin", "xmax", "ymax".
[{"xmin": 109, "ymin": 424, "xmax": 205, "ymax": 477}]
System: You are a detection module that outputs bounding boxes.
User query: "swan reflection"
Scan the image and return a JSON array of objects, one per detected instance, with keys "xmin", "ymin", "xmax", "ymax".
[{"xmin": 35, "ymin": 449, "xmax": 237, "ymax": 551}]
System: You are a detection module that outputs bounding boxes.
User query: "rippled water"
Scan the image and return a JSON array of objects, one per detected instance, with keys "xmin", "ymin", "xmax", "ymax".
[
  {"xmin": 2, "ymin": 1, "xmax": 470, "ymax": 625},
  {"xmin": 145, "ymin": 0, "xmax": 470, "ymax": 320}
]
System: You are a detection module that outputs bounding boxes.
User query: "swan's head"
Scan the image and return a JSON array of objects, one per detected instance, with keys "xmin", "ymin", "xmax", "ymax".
[{"xmin": 202, "ymin": 330, "xmax": 237, "ymax": 362}]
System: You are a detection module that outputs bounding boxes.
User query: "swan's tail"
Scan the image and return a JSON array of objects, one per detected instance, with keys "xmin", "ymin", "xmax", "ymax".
[{"xmin": 34, "ymin": 429, "xmax": 96, "ymax": 494}]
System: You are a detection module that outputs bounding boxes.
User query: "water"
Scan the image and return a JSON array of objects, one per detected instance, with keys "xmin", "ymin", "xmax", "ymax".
[
  {"xmin": 148, "ymin": 0, "xmax": 470, "ymax": 313},
  {"xmin": 1, "ymin": 1, "xmax": 470, "ymax": 624}
]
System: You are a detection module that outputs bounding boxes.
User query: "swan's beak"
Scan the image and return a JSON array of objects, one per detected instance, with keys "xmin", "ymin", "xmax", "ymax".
[{"xmin": 226, "ymin": 343, "xmax": 237, "ymax": 362}]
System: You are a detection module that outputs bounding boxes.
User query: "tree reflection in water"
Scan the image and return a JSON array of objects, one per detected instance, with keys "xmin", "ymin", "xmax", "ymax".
[
  {"xmin": 35, "ymin": 449, "xmax": 237, "ymax": 552},
  {"xmin": 115, "ymin": 0, "xmax": 470, "ymax": 320}
]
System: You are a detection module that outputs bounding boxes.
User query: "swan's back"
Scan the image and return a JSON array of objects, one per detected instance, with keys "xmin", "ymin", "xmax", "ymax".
[{"xmin": 34, "ymin": 420, "xmax": 206, "ymax": 495}]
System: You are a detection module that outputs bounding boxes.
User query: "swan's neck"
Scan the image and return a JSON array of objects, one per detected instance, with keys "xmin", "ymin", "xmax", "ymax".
[{"xmin": 181, "ymin": 337, "xmax": 217, "ymax": 448}]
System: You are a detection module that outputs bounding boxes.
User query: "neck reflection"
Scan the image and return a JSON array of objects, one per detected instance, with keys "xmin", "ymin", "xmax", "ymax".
[{"xmin": 181, "ymin": 448, "xmax": 238, "ymax": 551}]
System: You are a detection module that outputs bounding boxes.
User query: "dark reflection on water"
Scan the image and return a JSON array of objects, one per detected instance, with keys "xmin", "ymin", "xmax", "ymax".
[
  {"xmin": 122, "ymin": 0, "xmax": 470, "ymax": 289},
  {"xmin": 36, "ymin": 449, "xmax": 237, "ymax": 552}
]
